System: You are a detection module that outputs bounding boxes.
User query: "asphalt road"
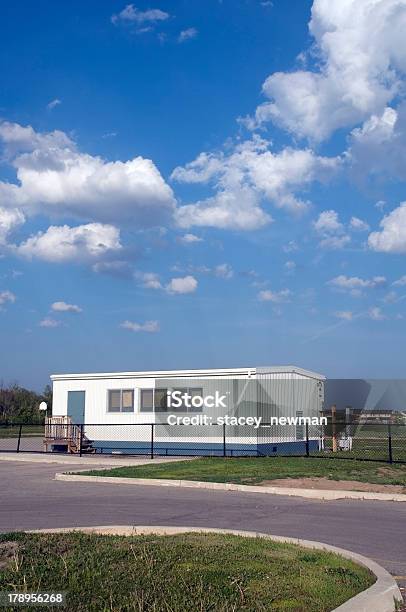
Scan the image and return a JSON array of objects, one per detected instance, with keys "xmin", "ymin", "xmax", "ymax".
[{"xmin": 1, "ymin": 459, "xmax": 406, "ymax": 598}]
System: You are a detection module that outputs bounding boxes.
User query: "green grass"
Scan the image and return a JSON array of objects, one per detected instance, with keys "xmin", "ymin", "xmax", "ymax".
[
  {"xmin": 0, "ymin": 425, "xmax": 44, "ymax": 438},
  {"xmin": 0, "ymin": 532, "xmax": 374, "ymax": 611},
  {"xmin": 80, "ymin": 456, "xmax": 406, "ymax": 487}
]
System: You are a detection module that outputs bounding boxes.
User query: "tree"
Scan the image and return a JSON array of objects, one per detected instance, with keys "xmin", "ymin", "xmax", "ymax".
[{"xmin": 0, "ymin": 383, "xmax": 53, "ymax": 424}]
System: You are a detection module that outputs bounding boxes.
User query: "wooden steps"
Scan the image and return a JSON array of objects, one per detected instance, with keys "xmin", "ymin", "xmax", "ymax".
[{"xmin": 44, "ymin": 416, "xmax": 96, "ymax": 454}]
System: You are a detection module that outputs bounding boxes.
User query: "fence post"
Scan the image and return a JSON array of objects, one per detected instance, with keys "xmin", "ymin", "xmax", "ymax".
[
  {"xmin": 151, "ymin": 424, "xmax": 154, "ymax": 459},
  {"xmin": 387, "ymin": 422, "xmax": 393, "ymax": 464},
  {"xmin": 79, "ymin": 424, "xmax": 83, "ymax": 457},
  {"xmin": 305, "ymin": 422, "xmax": 310, "ymax": 457},
  {"xmin": 331, "ymin": 405, "xmax": 337, "ymax": 452},
  {"xmin": 16, "ymin": 424, "xmax": 22, "ymax": 453},
  {"xmin": 223, "ymin": 422, "xmax": 226, "ymax": 457}
]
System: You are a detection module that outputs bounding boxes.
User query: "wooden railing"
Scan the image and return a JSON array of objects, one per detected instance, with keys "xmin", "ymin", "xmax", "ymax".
[{"xmin": 45, "ymin": 416, "xmax": 81, "ymax": 448}]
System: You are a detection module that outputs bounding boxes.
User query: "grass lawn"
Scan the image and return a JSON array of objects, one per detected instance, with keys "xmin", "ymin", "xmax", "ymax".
[
  {"xmin": 0, "ymin": 425, "xmax": 44, "ymax": 438},
  {"xmin": 80, "ymin": 456, "xmax": 406, "ymax": 487},
  {"xmin": 0, "ymin": 532, "xmax": 374, "ymax": 611}
]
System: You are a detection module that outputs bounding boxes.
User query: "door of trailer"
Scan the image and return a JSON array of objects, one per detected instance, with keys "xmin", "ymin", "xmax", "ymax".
[{"xmin": 67, "ymin": 390, "xmax": 85, "ymax": 424}]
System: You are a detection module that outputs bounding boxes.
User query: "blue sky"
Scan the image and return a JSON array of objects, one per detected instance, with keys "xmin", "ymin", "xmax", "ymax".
[{"xmin": 1, "ymin": 0, "xmax": 406, "ymax": 390}]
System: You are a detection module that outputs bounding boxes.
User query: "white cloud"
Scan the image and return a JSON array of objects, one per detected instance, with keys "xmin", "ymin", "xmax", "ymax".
[
  {"xmin": 46, "ymin": 98, "xmax": 61, "ymax": 110},
  {"xmin": 0, "ymin": 121, "xmax": 71, "ymax": 157},
  {"xmin": 120, "ymin": 320, "xmax": 159, "ymax": 332},
  {"xmin": 319, "ymin": 235, "xmax": 351, "ymax": 250},
  {"xmin": 178, "ymin": 28, "xmax": 198, "ymax": 43},
  {"xmin": 368, "ymin": 306, "xmax": 386, "ymax": 321},
  {"xmin": 0, "ymin": 207, "xmax": 25, "ymax": 245},
  {"xmin": 258, "ymin": 289, "xmax": 291, "ymax": 303},
  {"xmin": 172, "ymin": 137, "xmax": 338, "ymax": 230},
  {"xmin": 17, "ymin": 223, "xmax": 122, "ymax": 263},
  {"xmin": 174, "ymin": 187, "xmax": 272, "ymax": 231},
  {"xmin": 92, "ymin": 260, "xmax": 133, "ymax": 278},
  {"xmin": 0, "ymin": 121, "xmax": 175, "ymax": 227},
  {"xmin": 248, "ymin": 0, "xmax": 406, "ymax": 141},
  {"xmin": 348, "ymin": 105, "xmax": 406, "ymax": 183},
  {"xmin": 0, "ymin": 290, "xmax": 15, "ymax": 306},
  {"xmin": 375, "ymin": 200, "xmax": 387, "ymax": 211},
  {"xmin": 111, "ymin": 5, "xmax": 169, "ymax": 26},
  {"xmin": 313, "ymin": 209, "xmax": 350, "ymax": 249},
  {"xmin": 285, "ymin": 260, "xmax": 296, "ymax": 271},
  {"xmin": 368, "ymin": 202, "xmax": 406, "ymax": 253},
  {"xmin": 313, "ymin": 210, "xmax": 343, "ymax": 234},
  {"xmin": 350, "ymin": 216, "xmax": 370, "ymax": 231},
  {"xmin": 283, "ymin": 240, "xmax": 298, "ymax": 253},
  {"xmin": 39, "ymin": 317, "xmax": 60, "ymax": 328},
  {"xmin": 334, "ymin": 310, "xmax": 353, "ymax": 321},
  {"xmin": 136, "ymin": 271, "xmax": 163, "ymax": 289},
  {"xmin": 328, "ymin": 274, "xmax": 386, "ymax": 294},
  {"xmin": 214, "ymin": 263, "xmax": 233, "ymax": 279},
  {"xmin": 178, "ymin": 233, "xmax": 203, "ymax": 244},
  {"xmin": 166, "ymin": 275, "xmax": 197, "ymax": 294},
  {"xmin": 51, "ymin": 301, "xmax": 82, "ymax": 313},
  {"xmin": 393, "ymin": 275, "xmax": 406, "ymax": 286}
]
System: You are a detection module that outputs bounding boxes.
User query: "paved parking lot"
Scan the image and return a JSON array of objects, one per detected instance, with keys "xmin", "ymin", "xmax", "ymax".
[{"xmin": 1, "ymin": 458, "xmax": 406, "ymax": 603}]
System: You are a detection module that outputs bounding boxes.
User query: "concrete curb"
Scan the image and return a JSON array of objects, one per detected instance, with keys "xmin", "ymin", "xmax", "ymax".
[
  {"xmin": 0, "ymin": 453, "xmax": 191, "ymax": 467},
  {"xmin": 54, "ymin": 472, "xmax": 406, "ymax": 502},
  {"xmin": 26, "ymin": 525, "xmax": 402, "ymax": 612}
]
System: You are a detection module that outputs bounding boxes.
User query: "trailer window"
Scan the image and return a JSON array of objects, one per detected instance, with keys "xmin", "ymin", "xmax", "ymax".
[
  {"xmin": 140, "ymin": 387, "xmax": 203, "ymax": 412},
  {"xmin": 155, "ymin": 388, "xmax": 168, "ymax": 412},
  {"xmin": 108, "ymin": 389, "xmax": 134, "ymax": 413},
  {"xmin": 140, "ymin": 389, "xmax": 154, "ymax": 412}
]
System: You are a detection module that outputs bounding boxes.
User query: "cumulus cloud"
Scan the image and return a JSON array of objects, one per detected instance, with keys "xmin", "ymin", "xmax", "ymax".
[
  {"xmin": 174, "ymin": 187, "xmax": 271, "ymax": 231},
  {"xmin": 368, "ymin": 202, "xmax": 406, "ymax": 253},
  {"xmin": 313, "ymin": 209, "xmax": 350, "ymax": 249},
  {"xmin": 393, "ymin": 275, "xmax": 406, "ymax": 286},
  {"xmin": 92, "ymin": 260, "xmax": 134, "ymax": 279},
  {"xmin": 350, "ymin": 216, "xmax": 370, "ymax": 231},
  {"xmin": 368, "ymin": 306, "xmax": 386, "ymax": 321},
  {"xmin": 214, "ymin": 263, "xmax": 233, "ymax": 279},
  {"xmin": 178, "ymin": 28, "xmax": 198, "ymax": 43},
  {"xmin": 39, "ymin": 317, "xmax": 60, "ymax": 328},
  {"xmin": 51, "ymin": 301, "xmax": 82, "ymax": 313},
  {"xmin": 258, "ymin": 288, "xmax": 291, "ymax": 303},
  {"xmin": 178, "ymin": 233, "xmax": 203, "ymax": 244},
  {"xmin": 283, "ymin": 240, "xmax": 298, "ymax": 253},
  {"xmin": 166, "ymin": 275, "xmax": 197, "ymax": 294},
  {"xmin": 0, "ymin": 207, "xmax": 25, "ymax": 245},
  {"xmin": 313, "ymin": 210, "xmax": 343, "ymax": 234},
  {"xmin": 111, "ymin": 5, "xmax": 169, "ymax": 26},
  {"xmin": 347, "ymin": 103, "xmax": 406, "ymax": 186},
  {"xmin": 0, "ymin": 290, "xmax": 16, "ymax": 306},
  {"xmin": 328, "ymin": 274, "xmax": 386, "ymax": 295},
  {"xmin": 120, "ymin": 320, "xmax": 159, "ymax": 332},
  {"xmin": 17, "ymin": 223, "xmax": 122, "ymax": 263},
  {"xmin": 172, "ymin": 137, "xmax": 338, "ymax": 230},
  {"xmin": 136, "ymin": 271, "xmax": 163, "ymax": 289},
  {"xmin": 46, "ymin": 98, "xmax": 61, "ymax": 110},
  {"xmin": 0, "ymin": 121, "xmax": 175, "ymax": 227},
  {"xmin": 247, "ymin": 0, "xmax": 406, "ymax": 141}
]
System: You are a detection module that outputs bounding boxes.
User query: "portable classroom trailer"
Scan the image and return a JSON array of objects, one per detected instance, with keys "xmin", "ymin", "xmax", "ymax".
[{"xmin": 50, "ymin": 365, "xmax": 325, "ymax": 456}]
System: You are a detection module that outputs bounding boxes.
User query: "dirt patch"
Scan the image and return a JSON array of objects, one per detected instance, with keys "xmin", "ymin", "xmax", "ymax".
[
  {"xmin": 259, "ymin": 477, "xmax": 406, "ymax": 494},
  {"xmin": 377, "ymin": 466, "xmax": 405, "ymax": 477},
  {"xmin": 0, "ymin": 541, "xmax": 19, "ymax": 570}
]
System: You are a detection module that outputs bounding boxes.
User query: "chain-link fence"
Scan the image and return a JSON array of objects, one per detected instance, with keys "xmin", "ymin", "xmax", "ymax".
[{"xmin": 1, "ymin": 420, "xmax": 405, "ymax": 462}]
